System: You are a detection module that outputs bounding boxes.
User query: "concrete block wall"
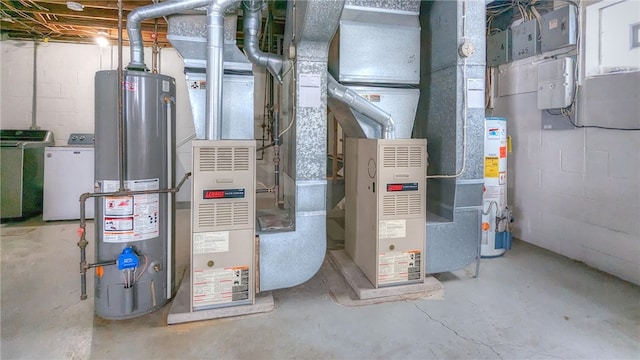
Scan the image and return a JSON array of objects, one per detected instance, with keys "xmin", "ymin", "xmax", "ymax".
[
  {"xmin": 0, "ymin": 41, "xmax": 194, "ymax": 201},
  {"xmin": 1, "ymin": 40, "xmax": 274, "ymax": 203},
  {"xmin": 493, "ymin": 64, "xmax": 640, "ymax": 285}
]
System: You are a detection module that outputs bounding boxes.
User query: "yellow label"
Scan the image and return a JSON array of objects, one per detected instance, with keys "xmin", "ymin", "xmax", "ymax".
[
  {"xmin": 485, "ymin": 156, "xmax": 499, "ymax": 178},
  {"xmin": 507, "ymin": 136, "xmax": 513, "ymax": 153}
]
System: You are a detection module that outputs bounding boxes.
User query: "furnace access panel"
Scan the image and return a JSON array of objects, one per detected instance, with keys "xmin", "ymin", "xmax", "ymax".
[
  {"xmin": 191, "ymin": 140, "xmax": 256, "ymax": 311},
  {"xmin": 345, "ymin": 138, "xmax": 427, "ymax": 288}
]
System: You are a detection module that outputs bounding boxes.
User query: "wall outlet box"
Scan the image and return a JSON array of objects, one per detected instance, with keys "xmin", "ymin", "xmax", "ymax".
[
  {"xmin": 487, "ymin": 30, "xmax": 511, "ymax": 66},
  {"xmin": 540, "ymin": 5, "xmax": 578, "ymax": 52},
  {"xmin": 512, "ymin": 20, "xmax": 540, "ymax": 60},
  {"xmin": 537, "ymin": 57, "xmax": 575, "ymax": 109}
]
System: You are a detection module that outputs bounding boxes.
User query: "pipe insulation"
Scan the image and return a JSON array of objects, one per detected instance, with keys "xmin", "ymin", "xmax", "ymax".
[
  {"xmin": 126, "ymin": 0, "xmax": 239, "ymax": 140},
  {"xmin": 326, "ymin": 72, "xmax": 395, "ymax": 139},
  {"xmin": 242, "ymin": 0, "xmax": 283, "ymax": 83}
]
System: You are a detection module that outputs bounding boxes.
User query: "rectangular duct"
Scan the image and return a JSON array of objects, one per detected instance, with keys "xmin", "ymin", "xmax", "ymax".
[{"xmin": 329, "ymin": 6, "xmax": 421, "ymax": 85}]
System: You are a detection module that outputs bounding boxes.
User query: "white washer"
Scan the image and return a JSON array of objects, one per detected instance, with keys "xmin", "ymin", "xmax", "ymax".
[{"xmin": 43, "ymin": 135, "xmax": 95, "ymax": 221}]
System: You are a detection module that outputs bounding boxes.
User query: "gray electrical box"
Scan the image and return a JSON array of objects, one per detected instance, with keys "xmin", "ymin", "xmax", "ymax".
[
  {"xmin": 512, "ymin": 20, "xmax": 540, "ymax": 60},
  {"xmin": 487, "ymin": 30, "xmax": 511, "ymax": 66},
  {"xmin": 537, "ymin": 57, "xmax": 575, "ymax": 109},
  {"xmin": 540, "ymin": 5, "xmax": 577, "ymax": 52}
]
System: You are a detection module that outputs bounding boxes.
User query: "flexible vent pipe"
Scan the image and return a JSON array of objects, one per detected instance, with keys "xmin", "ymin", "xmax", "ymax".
[
  {"xmin": 127, "ymin": 0, "xmax": 238, "ymax": 140},
  {"xmin": 242, "ymin": 0, "xmax": 283, "ymax": 83},
  {"xmin": 327, "ymin": 72, "xmax": 395, "ymax": 139}
]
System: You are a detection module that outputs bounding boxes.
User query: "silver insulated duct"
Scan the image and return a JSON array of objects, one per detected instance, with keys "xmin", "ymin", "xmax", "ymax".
[{"xmin": 242, "ymin": 0, "xmax": 283, "ymax": 83}]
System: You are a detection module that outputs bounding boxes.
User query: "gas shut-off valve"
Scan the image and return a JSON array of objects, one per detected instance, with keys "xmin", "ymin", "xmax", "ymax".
[{"xmin": 118, "ymin": 247, "xmax": 139, "ymax": 289}]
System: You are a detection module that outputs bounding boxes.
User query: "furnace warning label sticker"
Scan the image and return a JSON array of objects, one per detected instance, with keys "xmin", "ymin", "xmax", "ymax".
[
  {"xmin": 193, "ymin": 231, "xmax": 229, "ymax": 254},
  {"xmin": 192, "ymin": 266, "xmax": 249, "ymax": 307},
  {"xmin": 378, "ymin": 250, "xmax": 421, "ymax": 285},
  {"xmin": 361, "ymin": 94, "xmax": 381, "ymax": 102},
  {"xmin": 379, "ymin": 219, "xmax": 406, "ymax": 239},
  {"xmin": 484, "ymin": 157, "xmax": 499, "ymax": 178},
  {"xmin": 101, "ymin": 178, "xmax": 160, "ymax": 243}
]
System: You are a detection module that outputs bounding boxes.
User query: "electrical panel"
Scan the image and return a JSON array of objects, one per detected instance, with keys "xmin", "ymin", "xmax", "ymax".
[
  {"xmin": 540, "ymin": 5, "xmax": 577, "ymax": 52},
  {"xmin": 345, "ymin": 138, "xmax": 427, "ymax": 288},
  {"xmin": 537, "ymin": 57, "xmax": 575, "ymax": 110},
  {"xmin": 487, "ymin": 30, "xmax": 511, "ymax": 66},
  {"xmin": 511, "ymin": 20, "xmax": 540, "ymax": 60},
  {"xmin": 191, "ymin": 140, "xmax": 256, "ymax": 311}
]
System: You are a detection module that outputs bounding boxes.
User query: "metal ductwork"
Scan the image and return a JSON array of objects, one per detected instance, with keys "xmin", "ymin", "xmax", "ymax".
[
  {"xmin": 167, "ymin": 13, "xmax": 254, "ymax": 141},
  {"xmin": 415, "ymin": 0, "xmax": 487, "ymax": 273},
  {"xmin": 127, "ymin": 0, "xmax": 240, "ymax": 141},
  {"xmin": 127, "ymin": 0, "xmax": 211, "ymax": 71},
  {"xmin": 327, "ymin": 1, "xmax": 421, "ymax": 140},
  {"xmin": 257, "ymin": 0, "xmax": 345, "ymax": 291},
  {"xmin": 242, "ymin": 0, "xmax": 283, "ymax": 83},
  {"xmin": 327, "ymin": 72, "xmax": 395, "ymax": 139}
]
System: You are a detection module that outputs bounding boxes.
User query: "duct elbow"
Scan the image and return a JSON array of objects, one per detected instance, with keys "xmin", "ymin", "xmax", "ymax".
[{"xmin": 242, "ymin": 0, "xmax": 283, "ymax": 82}]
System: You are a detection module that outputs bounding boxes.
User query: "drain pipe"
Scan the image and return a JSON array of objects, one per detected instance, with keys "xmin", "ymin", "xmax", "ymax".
[
  {"xmin": 327, "ymin": 73, "xmax": 395, "ymax": 139},
  {"xmin": 242, "ymin": 0, "xmax": 283, "ymax": 83},
  {"xmin": 30, "ymin": 42, "xmax": 39, "ymax": 130},
  {"xmin": 126, "ymin": 0, "xmax": 238, "ymax": 140}
]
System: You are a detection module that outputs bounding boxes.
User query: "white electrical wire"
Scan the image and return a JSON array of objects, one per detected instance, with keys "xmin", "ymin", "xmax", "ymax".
[
  {"xmin": 134, "ymin": 255, "xmax": 149, "ymax": 282},
  {"xmin": 257, "ymin": 181, "xmax": 275, "ymax": 190}
]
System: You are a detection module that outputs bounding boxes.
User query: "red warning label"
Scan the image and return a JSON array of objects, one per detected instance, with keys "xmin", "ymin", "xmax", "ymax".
[{"xmin": 500, "ymin": 146, "xmax": 507, "ymax": 158}]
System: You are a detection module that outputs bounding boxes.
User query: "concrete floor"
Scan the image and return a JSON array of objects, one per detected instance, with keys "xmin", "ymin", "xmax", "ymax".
[{"xmin": 2, "ymin": 209, "xmax": 639, "ymax": 359}]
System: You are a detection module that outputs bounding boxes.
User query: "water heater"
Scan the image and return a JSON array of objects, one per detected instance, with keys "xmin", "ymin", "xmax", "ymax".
[
  {"xmin": 345, "ymin": 138, "xmax": 427, "ymax": 288},
  {"xmin": 482, "ymin": 117, "xmax": 509, "ymax": 257},
  {"xmin": 94, "ymin": 70, "xmax": 176, "ymax": 319},
  {"xmin": 190, "ymin": 140, "xmax": 256, "ymax": 310}
]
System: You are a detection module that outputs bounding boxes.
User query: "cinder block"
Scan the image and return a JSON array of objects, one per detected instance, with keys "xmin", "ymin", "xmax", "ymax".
[
  {"xmin": 38, "ymin": 97, "xmax": 75, "ymax": 113},
  {"xmin": 37, "ymin": 83, "xmax": 61, "ymax": 98},
  {"xmin": 560, "ymin": 148, "xmax": 584, "ymax": 173},
  {"xmin": 540, "ymin": 169, "xmax": 584, "ymax": 197},
  {"xmin": 585, "ymin": 150, "xmax": 608, "ymax": 177},
  {"xmin": 585, "ymin": 176, "xmax": 639, "ymax": 203},
  {"xmin": 583, "ymin": 198, "xmax": 640, "ymax": 237}
]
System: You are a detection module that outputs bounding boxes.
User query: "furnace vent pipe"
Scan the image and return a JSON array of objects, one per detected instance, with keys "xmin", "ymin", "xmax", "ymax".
[
  {"xmin": 327, "ymin": 73, "xmax": 395, "ymax": 139},
  {"xmin": 127, "ymin": 0, "xmax": 210, "ymax": 71},
  {"xmin": 242, "ymin": 0, "xmax": 283, "ymax": 83},
  {"xmin": 127, "ymin": 0, "xmax": 238, "ymax": 140}
]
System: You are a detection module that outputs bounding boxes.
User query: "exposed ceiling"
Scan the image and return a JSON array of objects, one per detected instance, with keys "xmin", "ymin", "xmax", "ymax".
[
  {"xmin": 0, "ymin": 1, "xmax": 172, "ymax": 46},
  {"xmin": 0, "ymin": 0, "xmax": 287, "ymax": 48}
]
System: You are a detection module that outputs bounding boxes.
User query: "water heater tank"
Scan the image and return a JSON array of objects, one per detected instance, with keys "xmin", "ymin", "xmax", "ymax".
[{"xmin": 94, "ymin": 70, "xmax": 176, "ymax": 319}]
